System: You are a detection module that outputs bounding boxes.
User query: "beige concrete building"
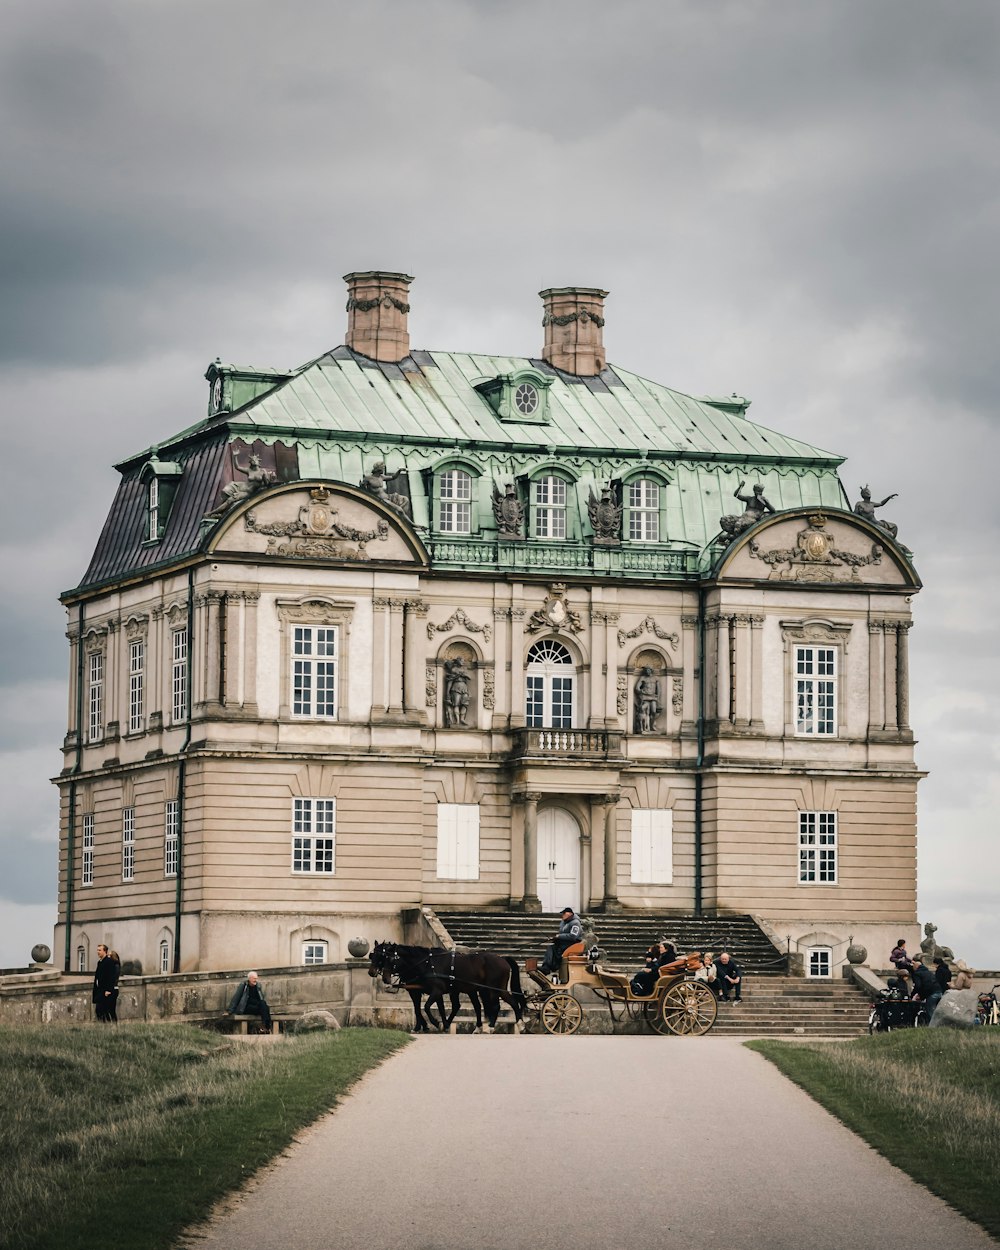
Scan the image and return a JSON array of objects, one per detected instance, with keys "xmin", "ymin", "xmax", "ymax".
[{"xmin": 55, "ymin": 272, "xmax": 921, "ymax": 977}]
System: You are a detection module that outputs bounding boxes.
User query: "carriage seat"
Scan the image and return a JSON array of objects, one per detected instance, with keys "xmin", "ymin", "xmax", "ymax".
[{"xmin": 558, "ymin": 942, "xmax": 587, "ymax": 983}]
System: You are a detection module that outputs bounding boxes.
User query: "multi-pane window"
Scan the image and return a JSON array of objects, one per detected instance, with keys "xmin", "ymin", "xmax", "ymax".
[
  {"xmin": 82, "ymin": 813, "xmax": 94, "ymax": 886},
  {"xmin": 795, "ymin": 646, "xmax": 837, "ymax": 735},
  {"xmin": 808, "ymin": 948, "xmax": 832, "ymax": 978},
  {"xmin": 128, "ymin": 639, "xmax": 144, "ymax": 734},
  {"xmin": 436, "ymin": 803, "xmax": 480, "ymax": 880},
  {"xmin": 438, "ymin": 469, "xmax": 473, "ymax": 534},
  {"xmin": 303, "ymin": 941, "xmax": 328, "ymax": 965},
  {"xmin": 159, "ymin": 939, "xmax": 170, "ymax": 974},
  {"xmin": 87, "ymin": 652, "xmax": 103, "ymax": 743},
  {"xmin": 525, "ymin": 640, "xmax": 574, "ymax": 728},
  {"xmin": 148, "ymin": 478, "xmax": 160, "ymax": 541},
  {"xmin": 122, "ymin": 807, "xmax": 135, "ymax": 881},
  {"xmin": 77, "ymin": 945, "xmax": 86, "ymax": 973},
  {"xmin": 630, "ymin": 809, "xmax": 673, "ymax": 884},
  {"xmin": 798, "ymin": 811, "xmax": 837, "ymax": 884},
  {"xmin": 171, "ymin": 628, "xmax": 188, "ymax": 723},
  {"xmin": 164, "ymin": 800, "xmax": 179, "ymax": 878},
  {"xmin": 292, "ymin": 626, "xmax": 338, "ymax": 718},
  {"xmin": 532, "ymin": 475, "xmax": 568, "ymax": 538},
  {"xmin": 628, "ymin": 479, "xmax": 660, "ymax": 541},
  {"xmin": 292, "ymin": 797, "xmax": 336, "ymax": 873}
]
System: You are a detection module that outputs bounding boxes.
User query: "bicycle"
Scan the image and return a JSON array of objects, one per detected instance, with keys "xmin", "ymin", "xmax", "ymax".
[{"xmin": 976, "ymin": 984, "xmax": 1000, "ymax": 1026}]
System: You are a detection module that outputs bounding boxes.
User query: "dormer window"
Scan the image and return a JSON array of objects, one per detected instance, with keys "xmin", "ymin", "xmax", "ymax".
[
  {"xmin": 439, "ymin": 469, "xmax": 473, "ymax": 533},
  {"xmin": 148, "ymin": 477, "xmax": 160, "ymax": 541},
  {"xmin": 141, "ymin": 455, "xmax": 183, "ymax": 544},
  {"xmin": 629, "ymin": 479, "xmax": 660, "ymax": 541},
  {"xmin": 533, "ymin": 475, "xmax": 568, "ymax": 539},
  {"xmin": 475, "ymin": 368, "xmax": 553, "ymax": 424}
]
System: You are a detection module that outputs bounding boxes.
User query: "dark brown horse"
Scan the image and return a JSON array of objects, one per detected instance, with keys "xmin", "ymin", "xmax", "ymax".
[
  {"xmin": 368, "ymin": 940, "xmax": 469, "ymax": 1033},
  {"xmin": 371, "ymin": 942, "xmax": 526, "ymax": 1034}
]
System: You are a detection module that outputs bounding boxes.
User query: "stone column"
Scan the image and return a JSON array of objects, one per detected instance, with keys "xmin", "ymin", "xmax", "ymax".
[
  {"xmin": 896, "ymin": 621, "xmax": 911, "ymax": 732},
  {"xmin": 680, "ymin": 614, "xmax": 699, "ymax": 732},
  {"xmin": 492, "ymin": 607, "xmax": 510, "ymax": 729},
  {"xmin": 602, "ymin": 793, "xmax": 622, "ymax": 912},
  {"xmin": 223, "ymin": 593, "xmax": 242, "ymax": 709},
  {"xmin": 242, "ymin": 591, "xmax": 259, "ymax": 715},
  {"xmin": 604, "ymin": 612, "xmax": 620, "ymax": 729},
  {"xmin": 509, "ymin": 606, "xmax": 526, "ymax": 728},
  {"xmin": 749, "ymin": 615, "xmax": 765, "ymax": 730},
  {"xmin": 733, "ymin": 615, "xmax": 751, "ymax": 728},
  {"xmin": 387, "ymin": 598, "xmax": 406, "ymax": 715},
  {"xmin": 202, "ymin": 592, "xmax": 223, "ymax": 710},
  {"xmin": 589, "ymin": 610, "xmax": 607, "ymax": 729},
  {"xmin": 65, "ymin": 623, "xmax": 80, "ymax": 748},
  {"xmin": 105, "ymin": 618, "xmax": 120, "ymax": 741},
  {"xmin": 522, "ymin": 793, "xmax": 541, "ymax": 913},
  {"xmin": 883, "ymin": 623, "xmax": 898, "ymax": 733},
  {"xmin": 867, "ymin": 619, "xmax": 884, "ymax": 735},
  {"xmin": 150, "ymin": 605, "xmax": 164, "ymax": 727},
  {"xmin": 371, "ymin": 598, "xmax": 389, "ymax": 716},
  {"xmin": 403, "ymin": 599, "xmax": 427, "ymax": 717},
  {"xmin": 580, "ymin": 828, "xmax": 593, "ymax": 912}
]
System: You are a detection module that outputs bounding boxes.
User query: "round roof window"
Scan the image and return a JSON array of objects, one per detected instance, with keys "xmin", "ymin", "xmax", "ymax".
[{"xmin": 514, "ymin": 382, "xmax": 539, "ymax": 416}]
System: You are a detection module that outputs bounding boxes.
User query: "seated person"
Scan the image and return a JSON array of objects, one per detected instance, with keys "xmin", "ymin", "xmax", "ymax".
[
  {"xmin": 908, "ymin": 955, "xmax": 942, "ymax": 1018},
  {"xmin": 889, "ymin": 938, "xmax": 913, "ymax": 973},
  {"xmin": 630, "ymin": 940, "xmax": 678, "ymax": 996},
  {"xmin": 226, "ymin": 970, "xmax": 273, "ymax": 1032},
  {"xmin": 714, "ymin": 951, "xmax": 743, "ymax": 1002},
  {"xmin": 539, "ymin": 907, "xmax": 584, "ymax": 977},
  {"xmin": 694, "ymin": 951, "xmax": 717, "ymax": 986}
]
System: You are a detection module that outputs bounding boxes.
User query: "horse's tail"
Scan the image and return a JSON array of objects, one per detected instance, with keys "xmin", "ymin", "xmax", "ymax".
[{"xmin": 505, "ymin": 956, "xmax": 527, "ymax": 1015}]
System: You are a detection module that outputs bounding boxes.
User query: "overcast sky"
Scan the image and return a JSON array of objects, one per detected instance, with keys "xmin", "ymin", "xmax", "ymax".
[{"xmin": 2, "ymin": 0, "xmax": 997, "ymax": 969}]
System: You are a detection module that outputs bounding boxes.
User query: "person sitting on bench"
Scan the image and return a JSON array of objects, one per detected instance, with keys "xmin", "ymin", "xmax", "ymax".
[
  {"xmin": 539, "ymin": 907, "xmax": 584, "ymax": 976},
  {"xmin": 226, "ymin": 970, "xmax": 273, "ymax": 1032},
  {"xmin": 630, "ymin": 940, "xmax": 678, "ymax": 996}
]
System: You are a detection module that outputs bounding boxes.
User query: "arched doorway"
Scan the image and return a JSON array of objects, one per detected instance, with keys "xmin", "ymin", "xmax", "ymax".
[{"xmin": 536, "ymin": 807, "xmax": 580, "ymax": 913}]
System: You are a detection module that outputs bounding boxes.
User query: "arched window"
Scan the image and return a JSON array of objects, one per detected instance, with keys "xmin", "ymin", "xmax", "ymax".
[
  {"xmin": 627, "ymin": 478, "xmax": 660, "ymax": 541},
  {"xmin": 159, "ymin": 938, "xmax": 170, "ymax": 974},
  {"xmin": 76, "ymin": 945, "xmax": 86, "ymax": 973},
  {"xmin": 437, "ymin": 468, "xmax": 473, "ymax": 533},
  {"xmin": 531, "ymin": 475, "xmax": 569, "ymax": 539},
  {"xmin": 525, "ymin": 640, "xmax": 575, "ymax": 728}
]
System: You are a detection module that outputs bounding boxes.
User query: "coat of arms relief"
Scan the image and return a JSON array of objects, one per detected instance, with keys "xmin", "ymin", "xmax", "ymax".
[
  {"xmin": 245, "ymin": 488, "xmax": 389, "ymax": 561},
  {"xmin": 748, "ymin": 515, "xmax": 883, "ymax": 582}
]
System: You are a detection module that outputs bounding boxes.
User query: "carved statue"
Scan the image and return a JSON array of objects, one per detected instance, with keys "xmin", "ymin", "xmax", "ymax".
[
  {"xmin": 361, "ymin": 461, "xmax": 411, "ymax": 515},
  {"xmin": 443, "ymin": 657, "xmax": 471, "ymax": 727},
  {"xmin": 633, "ymin": 667, "xmax": 662, "ymax": 734},
  {"xmin": 492, "ymin": 482, "xmax": 524, "ymax": 536},
  {"xmin": 720, "ymin": 480, "xmax": 775, "ymax": 537},
  {"xmin": 208, "ymin": 449, "xmax": 277, "ymax": 517},
  {"xmin": 854, "ymin": 485, "xmax": 898, "ymax": 539},
  {"xmin": 919, "ymin": 922, "xmax": 955, "ymax": 964},
  {"xmin": 587, "ymin": 483, "xmax": 622, "ymax": 543}
]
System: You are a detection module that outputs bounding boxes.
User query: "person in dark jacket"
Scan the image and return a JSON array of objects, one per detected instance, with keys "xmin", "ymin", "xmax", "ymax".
[
  {"xmin": 889, "ymin": 938, "xmax": 912, "ymax": 972},
  {"xmin": 630, "ymin": 940, "xmax": 677, "ymax": 996},
  {"xmin": 714, "ymin": 951, "xmax": 743, "ymax": 1002},
  {"xmin": 933, "ymin": 958, "xmax": 952, "ymax": 993},
  {"xmin": 226, "ymin": 970, "xmax": 273, "ymax": 1032},
  {"xmin": 909, "ymin": 956, "xmax": 941, "ymax": 1019},
  {"xmin": 92, "ymin": 944, "xmax": 118, "ymax": 1023},
  {"xmin": 539, "ymin": 908, "xmax": 584, "ymax": 976}
]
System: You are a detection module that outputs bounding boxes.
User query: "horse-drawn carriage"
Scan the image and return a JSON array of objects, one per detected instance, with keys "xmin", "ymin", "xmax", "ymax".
[
  {"xmin": 369, "ymin": 940, "xmax": 717, "ymax": 1037},
  {"xmin": 523, "ymin": 945, "xmax": 718, "ymax": 1036}
]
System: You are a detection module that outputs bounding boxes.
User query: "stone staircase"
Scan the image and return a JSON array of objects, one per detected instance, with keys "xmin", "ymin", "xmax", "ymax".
[
  {"xmin": 432, "ymin": 909, "xmax": 786, "ymax": 976},
  {"xmin": 708, "ymin": 976, "xmax": 870, "ymax": 1037}
]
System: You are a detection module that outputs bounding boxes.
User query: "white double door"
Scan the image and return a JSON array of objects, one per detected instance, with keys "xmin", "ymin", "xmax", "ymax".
[{"xmin": 536, "ymin": 807, "xmax": 581, "ymax": 913}]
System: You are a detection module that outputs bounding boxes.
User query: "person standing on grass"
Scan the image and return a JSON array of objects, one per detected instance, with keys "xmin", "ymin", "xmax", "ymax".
[
  {"xmin": 226, "ymin": 970, "xmax": 273, "ymax": 1033},
  {"xmin": 714, "ymin": 951, "xmax": 743, "ymax": 1003},
  {"xmin": 106, "ymin": 949, "xmax": 121, "ymax": 1022},
  {"xmin": 92, "ymin": 944, "xmax": 117, "ymax": 1023}
]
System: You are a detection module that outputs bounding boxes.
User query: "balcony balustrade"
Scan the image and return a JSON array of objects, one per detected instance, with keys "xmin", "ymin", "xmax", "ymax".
[{"xmin": 509, "ymin": 727, "xmax": 624, "ymax": 761}]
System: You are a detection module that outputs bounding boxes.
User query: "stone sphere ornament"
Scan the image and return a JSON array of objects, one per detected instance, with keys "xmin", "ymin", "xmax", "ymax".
[
  {"xmin": 347, "ymin": 938, "xmax": 370, "ymax": 959},
  {"xmin": 31, "ymin": 944, "xmax": 51, "ymax": 964},
  {"xmin": 846, "ymin": 943, "xmax": 867, "ymax": 965}
]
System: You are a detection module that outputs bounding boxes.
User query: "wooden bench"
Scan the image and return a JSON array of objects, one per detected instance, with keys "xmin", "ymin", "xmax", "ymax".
[{"xmin": 229, "ymin": 1011, "xmax": 306, "ymax": 1036}]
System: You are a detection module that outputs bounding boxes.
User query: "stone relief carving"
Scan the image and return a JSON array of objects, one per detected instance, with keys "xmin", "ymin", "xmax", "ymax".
[
  {"xmin": 246, "ymin": 488, "xmax": 389, "ymax": 561},
  {"xmin": 425, "ymin": 665, "xmax": 437, "ymax": 708},
  {"xmin": 208, "ymin": 448, "xmax": 277, "ymax": 517},
  {"xmin": 482, "ymin": 667, "xmax": 495, "ymax": 711},
  {"xmin": 749, "ymin": 515, "xmax": 883, "ymax": 583},
  {"xmin": 672, "ymin": 677, "xmax": 683, "ymax": 715},
  {"xmin": 491, "ymin": 482, "xmax": 524, "ymax": 536},
  {"xmin": 347, "ymin": 293, "xmax": 410, "ymax": 314},
  {"xmin": 617, "ymin": 617, "xmax": 679, "ymax": 650},
  {"xmin": 360, "ymin": 462, "xmax": 411, "ymax": 516},
  {"xmin": 526, "ymin": 584, "xmax": 584, "ymax": 634},
  {"xmin": 719, "ymin": 480, "xmax": 776, "ymax": 537},
  {"xmin": 426, "ymin": 608, "xmax": 492, "ymax": 643},
  {"xmin": 633, "ymin": 668, "xmax": 662, "ymax": 734},
  {"xmin": 616, "ymin": 674, "xmax": 628, "ymax": 715},
  {"xmin": 443, "ymin": 657, "xmax": 471, "ymax": 727},
  {"xmin": 587, "ymin": 483, "xmax": 622, "ymax": 544},
  {"xmin": 124, "ymin": 614, "xmax": 149, "ymax": 639},
  {"xmin": 542, "ymin": 308, "xmax": 605, "ymax": 328},
  {"xmin": 853, "ymin": 485, "xmax": 899, "ymax": 539}
]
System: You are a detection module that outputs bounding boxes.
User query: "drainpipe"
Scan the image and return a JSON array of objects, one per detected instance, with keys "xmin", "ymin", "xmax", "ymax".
[
  {"xmin": 694, "ymin": 584, "xmax": 707, "ymax": 917},
  {"xmin": 64, "ymin": 602, "xmax": 86, "ymax": 971},
  {"xmin": 173, "ymin": 568, "xmax": 195, "ymax": 972}
]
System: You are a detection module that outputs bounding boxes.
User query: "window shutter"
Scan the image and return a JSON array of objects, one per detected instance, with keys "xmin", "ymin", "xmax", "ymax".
[
  {"xmin": 436, "ymin": 804, "xmax": 457, "ymax": 878},
  {"xmin": 631, "ymin": 808, "xmax": 672, "ymax": 884},
  {"xmin": 631, "ymin": 809, "xmax": 652, "ymax": 883},
  {"xmin": 437, "ymin": 803, "xmax": 480, "ymax": 880}
]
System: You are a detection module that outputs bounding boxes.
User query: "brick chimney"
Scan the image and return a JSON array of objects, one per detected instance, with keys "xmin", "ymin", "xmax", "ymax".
[
  {"xmin": 343, "ymin": 271, "xmax": 414, "ymax": 362},
  {"xmin": 539, "ymin": 286, "xmax": 609, "ymax": 375}
]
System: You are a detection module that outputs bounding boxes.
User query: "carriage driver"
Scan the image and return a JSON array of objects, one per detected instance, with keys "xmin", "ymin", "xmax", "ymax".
[{"xmin": 539, "ymin": 907, "xmax": 584, "ymax": 978}]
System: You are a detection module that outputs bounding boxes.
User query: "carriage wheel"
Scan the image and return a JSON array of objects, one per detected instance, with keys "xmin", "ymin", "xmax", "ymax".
[
  {"xmin": 656, "ymin": 982, "xmax": 718, "ymax": 1036},
  {"xmin": 540, "ymin": 992, "xmax": 583, "ymax": 1036}
]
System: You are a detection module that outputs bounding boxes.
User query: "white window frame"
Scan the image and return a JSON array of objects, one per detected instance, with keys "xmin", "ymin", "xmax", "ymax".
[
  {"xmin": 437, "ymin": 468, "xmax": 473, "ymax": 534},
  {"xmin": 148, "ymin": 477, "xmax": 160, "ymax": 542},
  {"xmin": 164, "ymin": 800, "xmax": 179, "ymax": 878},
  {"xmin": 627, "ymin": 478, "xmax": 660, "ymax": 542},
  {"xmin": 525, "ymin": 639, "xmax": 575, "ymax": 728},
  {"xmin": 436, "ymin": 803, "xmax": 480, "ymax": 880},
  {"xmin": 82, "ymin": 813, "xmax": 94, "ymax": 886},
  {"xmin": 630, "ymin": 808, "xmax": 673, "ymax": 884},
  {"xmin": 128, "ymin": 638, "xmax": 144, "ymax": 734},
  {"xmin": 303, "ymin": 941, "xmax": 328, "ymax": 965},
  {"xmin": 171, "ymin": 628, "xmax": 188, "ymax": 724},
  {"xmin": 532, "ymin": 475, "xmax": 568, "ymax": 539},
  {"xmin": 292, "ymin": 797, "xmax": 336, "ymax": 874},
  {"xmin": 795, "ymin": 645, "xmax": 837, "ymax": 736},
  {"xmin": 798, "ymin": 811, "xmax": 838, "ymax": 884},
  {"xmin": 122, "ymin": 807, "xmax": 135, "ymax": 881},
  {"xmin": 77, "ymin": 945, "xmax": 87, "ymax": 973},
  {"xmin": 292, "ymin": 625, "xmax": 339, "ymax": 720},
  {"xmin": 159, "ymin": 938, "xmax": 170, "ymax": 974},
  {"xmin": 87, "ymin": 651, "xmax": 104, "ymax": 744},
  {"xmin": 807, "ymin": 947, "xmax": 833, "ymax": 978}
]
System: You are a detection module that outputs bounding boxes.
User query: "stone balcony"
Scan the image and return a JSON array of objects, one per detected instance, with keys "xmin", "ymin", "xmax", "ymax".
[{"xmin": 509, "ymin": 727, "xmax": 624, "ymax": 761}]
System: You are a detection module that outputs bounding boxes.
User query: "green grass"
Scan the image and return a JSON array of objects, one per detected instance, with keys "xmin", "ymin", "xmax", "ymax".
[
  {"xmin": 749, "ymin": 1030, "xmax": 1000, "ymax": 1238},
  {"xmin": 1, "ymin": 1023, "xmax": 409, "ymax": 1250}
]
